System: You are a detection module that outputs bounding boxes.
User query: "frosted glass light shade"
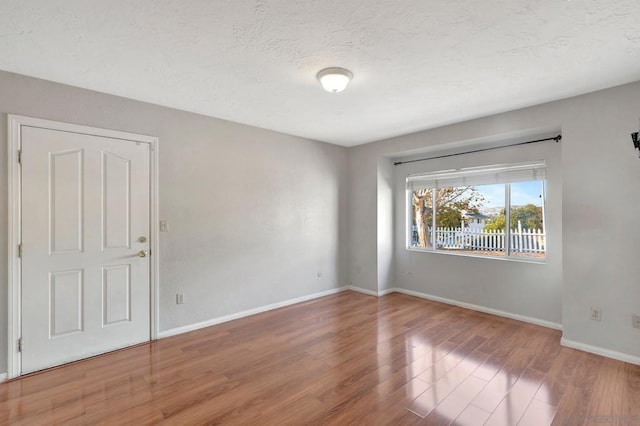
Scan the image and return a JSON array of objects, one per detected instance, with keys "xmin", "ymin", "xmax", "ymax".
[{"xmin": 317, "ymin": 67, "xmax": 353, "ymax": 93}]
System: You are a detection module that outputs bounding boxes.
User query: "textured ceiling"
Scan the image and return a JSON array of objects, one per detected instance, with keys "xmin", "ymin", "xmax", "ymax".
[{"xmin": 1, "ymin": 1, "xmax": 639, "ymax": 146}]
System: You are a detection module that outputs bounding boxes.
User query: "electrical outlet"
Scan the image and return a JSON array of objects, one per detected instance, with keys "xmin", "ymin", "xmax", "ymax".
[
  {"xmin": 176, "ymin": 293, "xmax": 184, "ymax": 304},
  {"xmin": 160, "ymin": 220, "xmax": 169, "ymax": 232},
  {"xmin": 590, "ymin": 306, "xmax": 602, "ymax": 321},
  {"xmin": 632, "ymin": 314, "xmax": 640, "ymax": 329}
]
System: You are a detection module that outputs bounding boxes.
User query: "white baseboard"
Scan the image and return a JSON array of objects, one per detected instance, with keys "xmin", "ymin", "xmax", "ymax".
[
  {"xmin": 0, "ymin": 372, "xmax": 7, "ymax": 383},
  {"xmin": 159, "ymin": 286, "xmax": 348, "ymax": 338},
  {"xmin": 346, "ymin": 286, "xmax": 396, "ymax": 297},
  {"xmin": 346, "ymin": 285, "xmax": 380, "ymax": 297},
  {"xmin": 561, "ymin": 338, "xmax": 640, "ymax": 366},
  {"xmin": 392, "ymin": 287, "xmax": 563, "ymax": 331}
]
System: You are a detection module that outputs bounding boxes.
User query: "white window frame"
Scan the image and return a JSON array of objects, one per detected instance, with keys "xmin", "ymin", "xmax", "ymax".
[{"xmin": 406, "ymin": 161, "xmax": 547, "ymax": 263}]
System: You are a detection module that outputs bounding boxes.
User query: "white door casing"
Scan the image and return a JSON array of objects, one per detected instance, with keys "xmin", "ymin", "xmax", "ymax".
[{"xmin": 7, "ymin": 115, "xmax": 160, "ymax": 377}]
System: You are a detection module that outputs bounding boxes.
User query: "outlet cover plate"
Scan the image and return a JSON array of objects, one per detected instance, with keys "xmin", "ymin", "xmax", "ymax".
[{"xmin": 632, "ymin": 314, "xmax": 640, "ymax": 329}]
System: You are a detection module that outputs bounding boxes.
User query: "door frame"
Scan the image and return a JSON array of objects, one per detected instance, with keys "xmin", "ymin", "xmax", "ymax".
[{"xmin": 7, "ymin": 114, "xmax": 160, "ymax": 379}]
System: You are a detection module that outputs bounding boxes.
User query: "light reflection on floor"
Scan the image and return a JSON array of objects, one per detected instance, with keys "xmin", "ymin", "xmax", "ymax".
[{"xmin": 374, "ymin": 329, "xmax": 557, "ymax": 425}]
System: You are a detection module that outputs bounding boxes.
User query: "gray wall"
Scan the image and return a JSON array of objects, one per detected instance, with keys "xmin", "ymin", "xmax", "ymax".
[
  {"xmin": 0, "ymin": 71, "xmax": 348, "ymax": 373},
  {"xmin": 348, "ymin": 81, "xmax": 640, "ymax": 359}
]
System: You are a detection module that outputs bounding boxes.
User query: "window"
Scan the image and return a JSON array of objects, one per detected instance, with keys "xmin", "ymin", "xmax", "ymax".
[{"xmin": 407, "ymin": 161, "xmax": 546, "ymax": 261}]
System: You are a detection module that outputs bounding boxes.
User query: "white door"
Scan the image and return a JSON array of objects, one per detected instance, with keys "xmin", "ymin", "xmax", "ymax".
[{"xmin": 20, "ymin": 125, "xmax": 151, "ymax": 374}]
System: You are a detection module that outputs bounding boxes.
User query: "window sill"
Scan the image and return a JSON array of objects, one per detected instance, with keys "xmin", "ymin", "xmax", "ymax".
[{"xmin": 406, "ymin": 247, "xmax": 546, "ymax": 264}]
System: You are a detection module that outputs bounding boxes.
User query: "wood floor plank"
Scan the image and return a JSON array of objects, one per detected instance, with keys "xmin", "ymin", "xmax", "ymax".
[
  {"xmin": 454, "ymin": 404, "xmax": 492, "ymax": 426},
  {"xmin": 408, "ymin": 350, "xmax": 490, "ymax": 418},
  {"xmin": 534, "ymin": 347, "xmax": 579, "ymax": 407},
  {"xmin": 585, "ymin": 358, "xmax": 627, "ymax": 421},
  {"xmin": 551, "ymin": 351, "xmax": 602, "ymax": 425},
  {"xmin": 518, "ymin": 398, "xmax": 557, "ymax": 426},
  {"xmin": 470, "ymin": 346, "xmax": 538, "ymax": 413},
  {"xmin": 621, "ymin": 363, "xmax": 640, "ymax": 423},
  {"xmin": 0, "ymin": 290, "xmax": 639, "ymax": 425},
  {"xmin": 421, "ymin": 375, "xmax": 487, "ymax": 424},
  {"xmin": 484, "ymin": 367, "xmax": 545, "ymax": 426}
]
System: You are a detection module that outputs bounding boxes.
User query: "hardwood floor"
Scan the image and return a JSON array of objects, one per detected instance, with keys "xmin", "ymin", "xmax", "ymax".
[{"xmin": 1, "ymin": 291, "xmax": 639, "ymax": 425}]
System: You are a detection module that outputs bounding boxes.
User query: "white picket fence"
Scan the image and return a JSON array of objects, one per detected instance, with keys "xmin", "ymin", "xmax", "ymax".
[{"xmin": 431, "ymin": 226, "xmax": 545, "ymax": 253}]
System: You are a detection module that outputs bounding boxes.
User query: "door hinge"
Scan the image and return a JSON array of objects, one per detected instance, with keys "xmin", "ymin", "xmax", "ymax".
[
  {"xmin": 18, "ymin": 244, "xmax": 22, "ymax": 258},
  {"xmin": 17, "ymin": 149, "xmax": 22, "ymax": 164},
  {"xmin": 18, "ymin": 338, "xmax": 22, "ymax": 353}
]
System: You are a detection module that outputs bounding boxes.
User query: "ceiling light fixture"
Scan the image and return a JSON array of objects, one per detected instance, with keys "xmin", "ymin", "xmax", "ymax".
[{"xmin": 316, "ymin": 67, "xmax": 353, "ymax": 93}]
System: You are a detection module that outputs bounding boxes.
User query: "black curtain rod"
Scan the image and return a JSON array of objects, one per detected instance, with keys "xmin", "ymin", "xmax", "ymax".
[{"xmin": 393, "ymin": 134, "xmax": 562, "ymax": 166}]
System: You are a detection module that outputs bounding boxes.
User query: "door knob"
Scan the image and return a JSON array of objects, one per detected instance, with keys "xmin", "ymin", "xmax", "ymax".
[{"xmin": 138, "ymin": 250, "xmax": 148, "ymax": 258}]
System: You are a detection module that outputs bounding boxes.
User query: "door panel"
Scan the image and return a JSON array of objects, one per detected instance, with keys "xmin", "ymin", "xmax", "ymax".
[
  {"xmin": 49, "ymin": 269, "xmax": 84, "ymax": 337},
  {"xmin": 21, "ymin": 125, "xmax": 151, "ymax": 374},
  {"xmin": 102, "ymin": 151, "xmax": 131, "ymax": 250},
  {"xmin": 102, "ymin": 264, "xmax": 131, "ymax": 326},
  {"xmin": 49, "ymin": 149, "xmax": 83, "ymax": 253}
]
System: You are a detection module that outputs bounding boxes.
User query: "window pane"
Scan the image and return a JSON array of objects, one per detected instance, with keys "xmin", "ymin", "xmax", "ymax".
[
  {"xmin": 410, "ymin": 189, "xmax": 433, "ymax": 248},
  {"xmin": 509, "ymin": 180, "xmax": 546, "ymax": 258},
  {"xmin": 434, "ymin": 184, "xmax": 505, "ymax": 257}
]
